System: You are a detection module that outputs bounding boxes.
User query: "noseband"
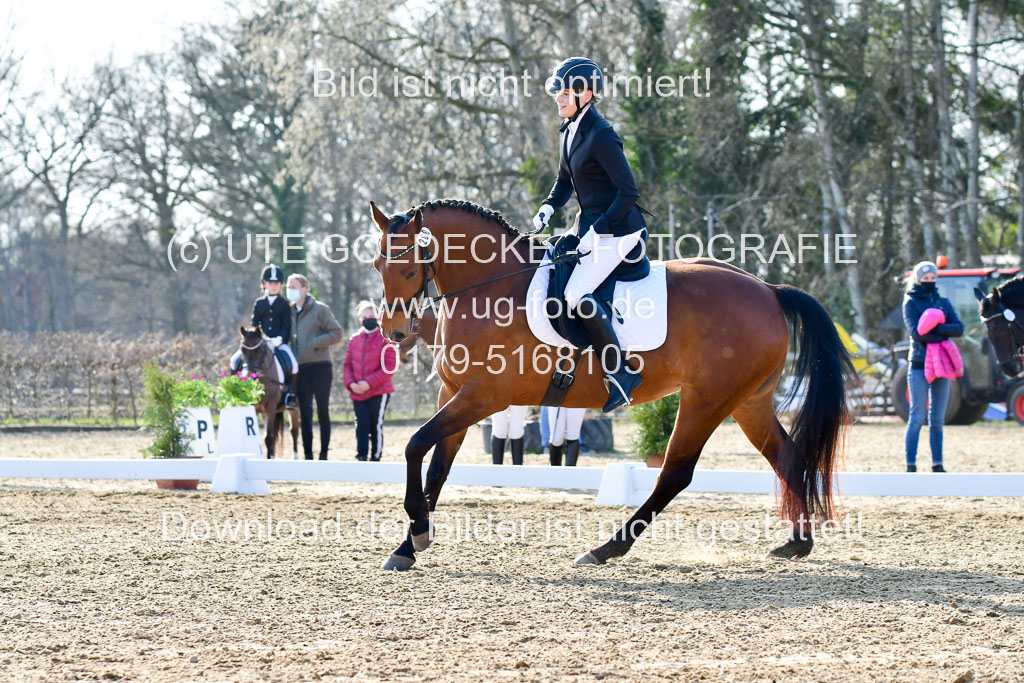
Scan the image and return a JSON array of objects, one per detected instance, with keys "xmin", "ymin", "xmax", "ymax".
[
  {"xmin": 241, "ymin": 338, "xmax": 265, "ymax": 351},
  {"xmin": 982, "ymin": 303, "xmax": 1024, "ymax": 366},
  {"xmin": 379, "ymin": 221, "xmax": 437, "ymax": 335}
]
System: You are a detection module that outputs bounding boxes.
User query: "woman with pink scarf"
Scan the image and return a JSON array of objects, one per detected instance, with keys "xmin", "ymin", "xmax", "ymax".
[{"xmin": 902, "ymin": 262, "xmax": 964, "ymax": 472}]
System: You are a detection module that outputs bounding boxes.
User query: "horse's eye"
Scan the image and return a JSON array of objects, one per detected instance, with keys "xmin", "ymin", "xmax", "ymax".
[{"xmin": 404, "ymin": 269, "xmax": 417, "ymax": 280}]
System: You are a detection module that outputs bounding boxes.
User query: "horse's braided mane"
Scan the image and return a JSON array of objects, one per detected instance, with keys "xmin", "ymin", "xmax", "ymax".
[
  {"xmin": 997, "ymin": 275, "xmax": 1024, "ymax": 306},
  {"xmin": 391, "ymin": 198, "xmax": 538, "ymax": 240}
]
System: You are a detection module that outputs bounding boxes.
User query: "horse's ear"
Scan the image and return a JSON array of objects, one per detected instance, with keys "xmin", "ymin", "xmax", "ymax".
[
  {"xmin": 974, "ymin": 287, "xmax": 986, "ymax": 302},
  {"xmin": 254, "ymin": 324, "xmax": 263, "ymax": 336},
  {"xmin": 239, "ymin": 325, "xmax": 247, "ymax": 337},
  {"xmin": 370, "ymin": 201, "xmax": 389, "ymax": 232},
  {"xmin": 409, "ymin": 208, "xmax": 423, "ymax": 230},
  {"xmin": 992, "ymin": 288, "xmax": 1002, "ymax": 302}
]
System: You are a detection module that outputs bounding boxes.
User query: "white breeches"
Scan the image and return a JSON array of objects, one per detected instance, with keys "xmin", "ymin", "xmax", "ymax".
[
  {"xmin": 276, "ymin": 343, "xmax": 297, "ymax": 373},
  {"xmin": 563, "ymin": 229, "xmax": 645, "ymax": 310},
  {"xmin": 490, "ymin": 405, "xmax": 528, "ymax": 440},
  {"xmin": 545, "ymin": 406, "xmax": 585, "ymax": 446}
]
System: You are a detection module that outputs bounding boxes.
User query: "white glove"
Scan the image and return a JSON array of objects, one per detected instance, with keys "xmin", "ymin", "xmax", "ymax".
[
  {"xmin": 268, "ymin": 336, "xmax": 283, "ymax": 348},
  {"xmin": 577, "ymin": 227, "xmax": 599, "ymax": 256},
  {"xmin": 532, "ymin": 205, "xmax": 554, "ymax": 232}
]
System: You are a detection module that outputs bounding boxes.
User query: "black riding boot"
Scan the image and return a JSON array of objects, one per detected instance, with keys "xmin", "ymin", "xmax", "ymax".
[
  {"xmin": 563, "ymin": 439, "xmax": 580, "ymax": 467},
  {"xmin": 284, "ymin": 374, "xmax": 298, "ymax": 409},
  {"xmin": 509, "ymin": 437, "xmax": 524, "ymax": 466},
  {"xmin": 490, "ymin": 435, "xmax": 506, "ymax": 465},
  {"xmin": 576, "ymin": 294, "xmax": 642, "ymax": 412},
  {"xmin": 548, "ymin": 443, "xmax": 564, "ymax": 466}
]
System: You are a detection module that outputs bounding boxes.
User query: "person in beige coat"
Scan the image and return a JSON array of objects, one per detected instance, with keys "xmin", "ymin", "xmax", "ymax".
[{"xmin": 286, "ymin": 274, "xmax": 344, "ymax": 459}]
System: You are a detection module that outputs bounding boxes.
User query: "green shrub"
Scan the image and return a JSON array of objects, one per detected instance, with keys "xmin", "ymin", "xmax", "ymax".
[
  {"xmin": 216, "ymin": 371, "xmax": 266, "ymax": 408},
  {"xmin": 630, "ymin": 392, "xmax": 679, "ymax": 460},
  {"xmin": 141, "ymin": 364, "xmax": 194, "ymax": 458},
  {"xmin": 174, "ymin": 375, "xmax": 215, "ymax": 408}
]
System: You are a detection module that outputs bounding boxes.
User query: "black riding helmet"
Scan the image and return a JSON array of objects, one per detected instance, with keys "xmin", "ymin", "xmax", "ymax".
[
  {"xmin": 261, "ymin": 264, "xmax": 284, "ymax": 283},
  {"xmin": 547, "ymin": 57, "xmax": 603, "ymax": 125}
]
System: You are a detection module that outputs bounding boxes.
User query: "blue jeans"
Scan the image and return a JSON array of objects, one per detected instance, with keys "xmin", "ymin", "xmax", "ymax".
[{"xmin": 905, "ymin": 367, "xmax": 949, "ymax": 467}]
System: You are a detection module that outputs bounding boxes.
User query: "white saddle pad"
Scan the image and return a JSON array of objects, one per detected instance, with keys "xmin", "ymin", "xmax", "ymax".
[{"xmin": 525, "ymin": 250, "xmax": 668, "ymax": 352}]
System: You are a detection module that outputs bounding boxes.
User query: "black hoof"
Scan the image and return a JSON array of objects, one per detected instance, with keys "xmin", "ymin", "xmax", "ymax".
[
  {"xmin": 769, "ymin": 537, "xmax": 814, "ymax": 559},
  {"xmin": 381, "ymin": 554, "xmax": 415, "ymax": 571},
  {"xmin": 574, "ymin": 551, "xmax": 605, "ymax": 565}
]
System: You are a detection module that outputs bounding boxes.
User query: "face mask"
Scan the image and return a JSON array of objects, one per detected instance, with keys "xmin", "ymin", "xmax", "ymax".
[
  {"xmin": 361, "ymin": 317, "xmax": 378, "ymax": 331},
  {"xmin": 919, "ymin": 282, "xmax": 936, "ymax": 294},
  {"xmin": 286, "ymin": 287, "xmax": 302, "ymax": 303}
]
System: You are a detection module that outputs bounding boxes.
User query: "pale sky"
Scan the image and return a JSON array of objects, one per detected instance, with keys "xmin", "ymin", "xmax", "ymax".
[{"xmin": 5, "ymin": 0, "xmax": 241, "ymax": 85}]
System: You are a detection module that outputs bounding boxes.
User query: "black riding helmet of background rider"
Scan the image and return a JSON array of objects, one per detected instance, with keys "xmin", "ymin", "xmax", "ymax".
[
  {"xmin": 547, "ymin": 57, "xmax": 603, "ymax": 127},
  {"xmin": 261, "ymin": 264, "xmax": 284, "ymax": 283}
]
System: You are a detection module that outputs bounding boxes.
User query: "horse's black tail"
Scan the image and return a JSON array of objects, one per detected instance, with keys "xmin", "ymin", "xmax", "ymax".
[{"xmin": 772, "ymin": 284, "xmax": 854, "ymax": 521}]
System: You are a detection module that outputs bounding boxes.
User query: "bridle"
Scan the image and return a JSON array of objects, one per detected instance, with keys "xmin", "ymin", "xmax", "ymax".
[
  {"xmin": 239, "ymin": 335, "xmax": 283, "ymax": 386},
  {"xmin": 378, "ymin": 217, "xmax": 582, "ymax": 335},
  {"xmin": 982, "ymin": 301, "xmax": 1024, "ymax": 367},
  {"xmin": 378, "ymin": 220, "xmax": 438, "ymax": 334}
]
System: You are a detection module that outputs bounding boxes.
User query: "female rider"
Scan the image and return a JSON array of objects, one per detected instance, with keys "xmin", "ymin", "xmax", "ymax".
[{"xmin": 533, "ymin": 57, "xmax": 649, "ymax": 412}]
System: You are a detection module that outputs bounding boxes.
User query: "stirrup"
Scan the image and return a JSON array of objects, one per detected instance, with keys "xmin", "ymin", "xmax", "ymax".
[{"xmin": 602, "ymin": 372, "xmax": 641, "ymax": 413}]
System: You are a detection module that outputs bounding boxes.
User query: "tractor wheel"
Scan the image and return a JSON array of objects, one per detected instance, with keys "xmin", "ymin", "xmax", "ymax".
[
  {"xmin": 890, "ymin": 364, "xmax": 967, "ymax": 424},
  {"xmin": 1008, "ymin": 384, "xmax": 1024, "ymax": 426},
  {"xmin": 580, "ymin": 417, "xmax": 614, "ymax": 452},
  {"xmin": 948, "ymin": 400, "xmax": 989, "ymax": 426},
  {"xmin": 891, "ymin": 365, "xmax": 910, "ymax": 422}
]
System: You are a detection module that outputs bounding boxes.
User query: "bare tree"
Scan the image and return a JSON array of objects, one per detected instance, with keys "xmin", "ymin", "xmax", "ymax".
[
  {"xmin": 964, "ymin": 0, "xmax": 981, "ymax": 264},
  {"xmin": 930, "ymin": 0, "xmax": 964, "ymax": 265},
  {"xmin": 98, "ymin": 54, "xmax": 203, "ymax": 333},
  {"xmin": 13, "ymin": 73, "xmax": 114, "ymax": 330}
]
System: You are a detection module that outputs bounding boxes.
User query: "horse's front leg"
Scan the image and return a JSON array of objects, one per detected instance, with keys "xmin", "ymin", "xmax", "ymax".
[{"xmin": 382, "ymin": 384, "xmax": 494, "ymax": 571}]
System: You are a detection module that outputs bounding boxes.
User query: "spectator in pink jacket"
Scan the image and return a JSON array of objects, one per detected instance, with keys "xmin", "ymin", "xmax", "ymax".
[{"xmin": 343, "ymin": 301, "xmax": 398, "ymax": 461}]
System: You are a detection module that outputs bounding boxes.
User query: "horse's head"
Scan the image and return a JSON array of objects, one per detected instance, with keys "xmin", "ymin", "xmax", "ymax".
[
  {"xmin": 370, "ymin": 201, "xmax": 433, "ymax": 343},
  {"xmin": 976, "ymin": 278, "xmax": 1024, "ymax": 377},
  {"xmin": 238, "ymin": 325, "xmax": 269, "ymax": 374}
]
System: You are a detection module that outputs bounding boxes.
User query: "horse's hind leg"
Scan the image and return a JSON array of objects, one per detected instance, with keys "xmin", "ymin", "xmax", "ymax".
[
  {"xmin": 264, "ymin": 411, "xmax": 277, "ymax": 460},
  {"xmin": 576, "ymin": 398, "xmax": 721, "ymax": 566},
  {"xmin": 290, "ymin": 409, "xmax": 299, "ymax": 459},
  {"xmin": 274, "ymin": 409, "xmax": 287, "ymax": 459},
  {"xmin": 731, "ymin": 394, "xmax": 813, "ymax": 559}
]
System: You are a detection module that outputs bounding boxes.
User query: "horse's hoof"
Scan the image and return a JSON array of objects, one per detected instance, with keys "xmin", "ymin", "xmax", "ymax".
[
  {"xmin": 769, "ymin": 539, "xmax": 813, "ymax": 560},
  {"xmin": 411, "ymin": 528, "xmax": 433, "ymax": 552},
  {"xmin": 381, "ymin": 554, "xmax": 416, "ymax": 571},
  {"xmin": 574, "ymin": 551, "xmax": 604, "ymax": 566}
]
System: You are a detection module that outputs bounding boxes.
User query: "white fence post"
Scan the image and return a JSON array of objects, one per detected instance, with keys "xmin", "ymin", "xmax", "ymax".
[
  {"xmin": 596, "ymin": 463, "xmax": 641, "ymax": 506},
  {"xmin": 210, "ymin": 454, "xmax": 269, "ymax": 494}
]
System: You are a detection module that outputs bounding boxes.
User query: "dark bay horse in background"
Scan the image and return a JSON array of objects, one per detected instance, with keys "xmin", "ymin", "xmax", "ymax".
[
  {"xmin": 370, "ymin": 198, "xmax": 853, "ymax": 571},
  {"xmin": 238, "ymin": 326, "xmax": 300, "ymax": 459},
  {"xmin": 976, "ymin": 275, "xmax": 1024, "ymax": 378}
]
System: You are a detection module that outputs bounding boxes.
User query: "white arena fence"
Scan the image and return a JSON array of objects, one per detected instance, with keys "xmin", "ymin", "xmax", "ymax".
[{"xmin": 1, "ymin": 457, "xmax": 1023, "ymax": 504}]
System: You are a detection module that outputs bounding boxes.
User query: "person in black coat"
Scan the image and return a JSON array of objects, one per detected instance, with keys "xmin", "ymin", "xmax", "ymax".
[
  {"xmin": 533, "ymin": 57, "xmax": 649, "ymax": 413},
  {"xmin": 230, "ymin": 264, "xmax": 298, "ymax": 408},
  {"xmin": 902, "ymin": 261, "xmax": 964, "ymax": 472}
]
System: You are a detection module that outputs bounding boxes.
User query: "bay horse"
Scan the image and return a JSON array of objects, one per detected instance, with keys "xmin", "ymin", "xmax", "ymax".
[
  {"xmin": 238, "ymin": 326, "xmax": 300, "ymax": 459},
  {"xmin": 370, "ymin": 198, "xmax": 852, "ymax": 571},
  {"xmin": 976, "ymin": 275, "xmax": 1024, "ymax": 378}
]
